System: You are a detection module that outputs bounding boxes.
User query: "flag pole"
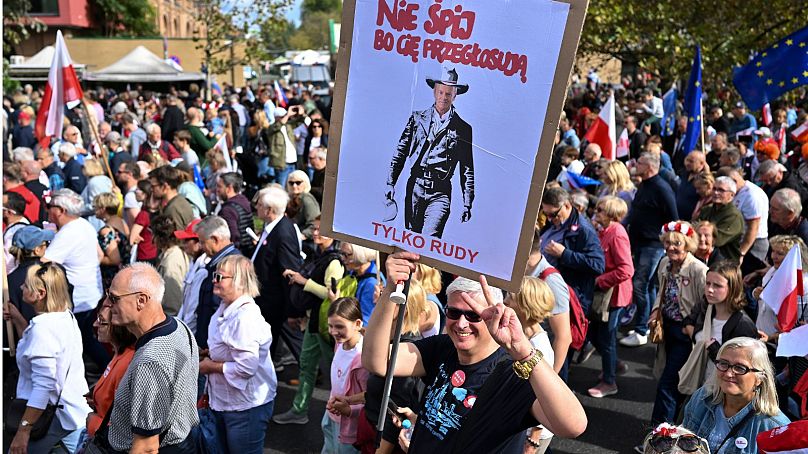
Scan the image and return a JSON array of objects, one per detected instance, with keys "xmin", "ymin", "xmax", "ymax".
[
  {"xmin": 81, "ymin": 100, "xmax": 115, "ymax": 182},
  {"xmin": 699, "ymin": 97, "xmax": 706, "ymax": 152},
  {"xmin": 3, "ymin": 253, "xmax": 15, "ymax": 356},
  {"xmin": 377, "ymin": 278, "xmax": 410, "ymax": 432}
]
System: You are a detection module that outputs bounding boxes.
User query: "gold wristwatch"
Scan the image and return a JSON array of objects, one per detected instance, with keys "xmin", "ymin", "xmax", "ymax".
[{"xmin": 512, "ymin": 348, "xmax": 543, "ymax": 379}]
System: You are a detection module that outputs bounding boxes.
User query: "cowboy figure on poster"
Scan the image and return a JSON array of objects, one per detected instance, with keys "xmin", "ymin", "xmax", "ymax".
[{"xmin": 384, "ymin": 67, "xmax": 475, "ymax": 239}]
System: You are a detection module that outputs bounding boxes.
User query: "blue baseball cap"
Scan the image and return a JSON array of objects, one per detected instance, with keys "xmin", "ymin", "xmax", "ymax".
[{"xmin": 12, "ymin": 225, "xmax": 55, "ymax": 250}]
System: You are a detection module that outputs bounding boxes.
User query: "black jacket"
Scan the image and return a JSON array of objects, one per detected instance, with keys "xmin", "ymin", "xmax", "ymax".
[
  {"xmin": 624, "ymin": 174, "xmax": 679, "ymax": 247},
  {"xmin": 161, "ymin": 105, "xmax": 185, "ymax": 143},
  {"xmin": 685, "ymin": 300, "xmax": 758, "ymax": 362},
  {"xmin": 253, "ymin": 216, "xmax": 302, "ymax": 324}
]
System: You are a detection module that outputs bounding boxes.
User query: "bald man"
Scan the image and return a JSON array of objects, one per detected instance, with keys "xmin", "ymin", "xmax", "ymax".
[
  {"xmin": 676, "ymin": 151, "xmax": 707, "ymax": 220},
  {"xmin": 105, "ymin": 263, "xmax": 199, "ymax": 453}
]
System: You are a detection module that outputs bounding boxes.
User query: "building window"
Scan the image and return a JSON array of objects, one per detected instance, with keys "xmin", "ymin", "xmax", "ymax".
[{"xmin": 28, "ymin": 0, "xmax": 59, "ymax": 15}]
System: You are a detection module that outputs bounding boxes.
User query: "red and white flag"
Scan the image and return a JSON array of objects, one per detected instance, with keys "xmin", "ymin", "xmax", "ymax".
[
  {"xmin": 35, "ymin": 30, "xmax": 84, "ymax": 150},
  {"xmin": 791, "ymin": 120, "xmax": 808, "ymax": 143},
  {"xmin": 615, "ymin": 128, "xmax": 629, "ymax": 159},
  {"xmin": 760, "ymin": 243, "xmax": 803, "ymax": 333},
  {"xmin": 762, "ymin": 103, "xmax": 772, "ymax": 126},
  {"xmin": 583, "ymin": 92, "xmax": 616, "ymax": 160},
  {"xmin": 214, "ymin": 134, "xmax": 235, "ymax": 172}
]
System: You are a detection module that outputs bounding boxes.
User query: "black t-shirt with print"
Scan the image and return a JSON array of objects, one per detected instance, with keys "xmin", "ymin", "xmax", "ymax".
[{"xmin": 409, "ymin": 335, "xmax": 538, "ymax": 454}]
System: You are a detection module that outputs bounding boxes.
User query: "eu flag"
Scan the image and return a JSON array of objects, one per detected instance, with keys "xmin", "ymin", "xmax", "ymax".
[
  {"xmin": 681, "ymin": 46, "xmax": 702, "ymax": 156},
  {"xmin": 733, "ymin": 25, "xmax": 808, "ymax": 111},
  {"xmin": 661, "ymin": 85, "xmax": 678, "ymax": 137}
]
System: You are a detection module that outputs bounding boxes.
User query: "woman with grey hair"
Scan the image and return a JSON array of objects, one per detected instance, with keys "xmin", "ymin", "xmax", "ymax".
[
  {"xmin": 199, "ymin": 255, "xmax": 277, "ymax": 454},
  {"xmin": 681, "ymin": 337, "xmax": 789, "ymax": 454},
  {"xmin": 285, "ymin": 170, "xmax": 320, "ymax": 243}
]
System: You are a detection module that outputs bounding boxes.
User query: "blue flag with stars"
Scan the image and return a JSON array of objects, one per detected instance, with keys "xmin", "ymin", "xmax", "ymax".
[
  {"xmin": 682, "ymin": 46, "xmax": 702, "ymax": 156},
  {"xmin": 662, "ymin": 84, "xmax": 678, "ymax": 137},
  {"xmin": 733, "ymin": 25, "xmax": 808, "ymax": 111}
]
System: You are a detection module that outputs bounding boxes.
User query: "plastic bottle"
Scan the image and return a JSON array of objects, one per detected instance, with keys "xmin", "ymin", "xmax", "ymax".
[{"xmin": 402, "ymin": 419, "xmax": 413, "ymax": 441}]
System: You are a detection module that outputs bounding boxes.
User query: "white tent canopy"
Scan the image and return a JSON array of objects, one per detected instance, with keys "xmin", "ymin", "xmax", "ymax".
[
  {"xmin": 83, "ymin": 46, "xmax": 204, "ymax": 83},
  {"xmin": 9, "ymin": 46, "xmax": 85, "ymax": 81}
]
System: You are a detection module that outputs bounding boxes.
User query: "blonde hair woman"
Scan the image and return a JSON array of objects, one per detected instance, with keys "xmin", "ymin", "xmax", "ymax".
[
  {"xmin": 7, "ymin": 263, "xmax": 91, "ymax": 453},
  {"xmin": 81, "ymin": 158, "xmax": 113, "ymax": 209},
  {"xmin": 285, "ymin": 170, "xmax": 320, "ymax": 241},
  {"xmin": 414, "ymin": 263, "xmax": 443, "ymax": 334},
  {"xmin": 94, "ymin": 192, "xmax": 130, "ymax": 289},
  {"xmin": 597, "ymin": 160, "xmax": 636, "ymax": 208},
  {"xmin": 505, "ymin": 277, "xmax": 556, "ymax": 454}
]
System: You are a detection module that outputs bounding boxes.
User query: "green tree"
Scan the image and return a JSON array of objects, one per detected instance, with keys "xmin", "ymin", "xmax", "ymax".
[
  {"xmin": 89, "ymin": 0, "xmax": 157, "ymax": 37},
  {"xmin": 302, "ymin": 0, "xmax": 341, "ymax": 17},
  {"xmin": 260, "ymin": 18, "xmax": 296, "ymax": 57},
  {"xmin": 579, "ymin": 0, "xmax": 808, "ymax": 89},
  {"xmin": 3, "ymin": 0, "xmax": 45, "ymax": 91},
  {"xmin": 289, "ymin": 11, "xmax": 334, "ymax": 50}
]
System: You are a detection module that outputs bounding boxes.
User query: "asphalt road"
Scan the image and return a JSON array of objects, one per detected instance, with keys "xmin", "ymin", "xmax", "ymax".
[{"xmin": 264, "ymin": 339, "xmax": 660, "ymax": 454}]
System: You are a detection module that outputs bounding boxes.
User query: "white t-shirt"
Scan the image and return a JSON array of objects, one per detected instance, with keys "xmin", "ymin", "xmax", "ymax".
[
  {"xmin": 695, "ymin": 317, "xmax": 727, "ymax": 345},
  {"xmin": 530, "ymin": 332, "xmax": 555, "ymax": 440},
  {"xmin": 329, "ymin": 336, "xmax": 363, "ymax": 421},
  {"xmin": 733, "ymin": 183, "xmax": 769, "ymax": 239},
  {"xmin": 420, "ymin": 300, "xmax": 441, "ymax": 338},
  {"xmin": 44, "ymin": 217, "xmax": 103, "ymax": 313}
]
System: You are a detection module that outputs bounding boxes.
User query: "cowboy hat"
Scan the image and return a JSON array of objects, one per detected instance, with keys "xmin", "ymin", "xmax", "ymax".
[{"xmin": 426, "ymin": 67, "xmax": 469, "ymax": 95}]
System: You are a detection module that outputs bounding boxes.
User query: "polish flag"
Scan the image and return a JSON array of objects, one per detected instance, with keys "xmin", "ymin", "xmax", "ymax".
[
  {"xmin": 616, "ymin": 128, "xmax": 630, "ymax": 159},
  {"xmin": 273, "ymin": 80, "xmax": 288, "ymax": 108},
  {"xmin": 35, "ymin": 30, "xmax": 84, "ymax": 150},
  {"xmin": 791, "ymin": 121, "xmax": 808, "ymax": 143},
  {"xmin": 760, "ymin": 243, "xmax": 803, "ymax": 333},
  {"xmin": 214, "ymin": 134, "xmax": 236, "ymax": 172},
  {"xmin": 762, "ymin": 103, "xmax": 772, "ymax": 126},
  {"xmin": 757, "ymin": 419, "xmax": 808, "ymax": 454},
  {"xmin": 583, "ymin": 92, "xmax": 616, "ymax": 160}
]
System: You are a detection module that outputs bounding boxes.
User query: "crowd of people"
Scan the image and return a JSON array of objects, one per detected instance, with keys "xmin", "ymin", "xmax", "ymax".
[{"xmin": 2, "ymin": 71, "xmax": 808, "ymax": 454}]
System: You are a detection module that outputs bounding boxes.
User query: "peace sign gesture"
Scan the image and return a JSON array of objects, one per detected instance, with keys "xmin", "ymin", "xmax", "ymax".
[{"xmin": 460, "ymin": 276, "xmax": 532, "ymax": 360}]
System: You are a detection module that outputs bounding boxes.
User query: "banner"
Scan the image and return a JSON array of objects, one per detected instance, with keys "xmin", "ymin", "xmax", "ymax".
[{"xmin": 322, "ymin": 0, "xmax": 589, "ymax": 290}]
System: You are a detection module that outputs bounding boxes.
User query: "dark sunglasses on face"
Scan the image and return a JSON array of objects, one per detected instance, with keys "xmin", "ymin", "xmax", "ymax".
[
  {"xmin": 212, "ymin": 272, "xmax": 232, "ymax": 283},
  {"xmin": 288, "ymin": 181, "xmax": 304, "ymax": 186},
  {"xmin": 649, "ymin": 434, "xmax": 707, "ymax": 453},
  {"xmin": 446, "ymin": 307, "xmax": 482, "ymax": 323},
  {"xmin": 544, "ymin": 207, "xmax": 562, "ymax": 219}
]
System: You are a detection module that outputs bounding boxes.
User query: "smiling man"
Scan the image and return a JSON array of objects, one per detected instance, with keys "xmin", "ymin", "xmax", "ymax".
[
  {"xmin": 695, "ymin": 176, "xmax": 744, "ymax": 262},
  {"xmin": 363, "ymin": 252, "xmax": 586, "ymax": 453}
]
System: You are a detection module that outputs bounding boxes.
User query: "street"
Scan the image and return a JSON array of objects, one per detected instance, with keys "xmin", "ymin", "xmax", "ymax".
[{"xmin": 265, "ymin": 340, "xmax": 659, "ymax": 454}]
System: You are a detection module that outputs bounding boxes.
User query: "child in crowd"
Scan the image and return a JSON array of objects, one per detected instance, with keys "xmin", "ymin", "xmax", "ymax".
[{"xmin": 323, "ymin": 297, "xmax": 369, "ymax": 454}]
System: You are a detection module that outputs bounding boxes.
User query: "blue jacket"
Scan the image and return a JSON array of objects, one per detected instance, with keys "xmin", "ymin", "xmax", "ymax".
[
  {"xmin": 195, "ymin": 244, "xmax": 241, "ymax": 348},
  {"xmin": 541, "ymin": 209, "xmax": 605, "ymax": 313},
  {"xmin": 683, "ymin": 386, "xmax": 789, "ymax": 454},
  {"xmin": 62, "ymin": 157, "xmax": 87, "ymax": 194}
]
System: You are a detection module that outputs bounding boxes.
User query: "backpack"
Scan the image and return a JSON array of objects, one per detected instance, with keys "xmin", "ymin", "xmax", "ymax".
[
  {"xmin": 318, "ymin": 270, "xmax": 376, "ymax": 340},
  {"xmin": 538, "ymin": 267, "xmax": 589, "ymax": 351}
]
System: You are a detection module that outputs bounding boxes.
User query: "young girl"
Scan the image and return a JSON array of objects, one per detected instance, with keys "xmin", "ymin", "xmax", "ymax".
[
  {"xmin": 324, "ymin": 297, "xmax": 368, "ymax": 454},
  {"xmin": 504, "ymin": 277, "xmax": 556, "ymax": 454}
]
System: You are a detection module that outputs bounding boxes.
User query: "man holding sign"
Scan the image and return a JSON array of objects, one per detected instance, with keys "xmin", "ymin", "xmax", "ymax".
[
  {"xmin": 385, "ymin": 67, "xmax": 475, "ymax": 239},
  {"xmin": 363, "ymin": 252, "xmax": 586, "ymax": 453}
]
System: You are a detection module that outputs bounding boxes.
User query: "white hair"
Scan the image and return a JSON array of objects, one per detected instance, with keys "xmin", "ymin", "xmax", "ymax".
[
  {"xmin": 194, "ymin": 215, "xmax": 231, "ymax": 241},
  {"xmin": 446, "ymin": 276, "xmax": 503, "ymax": 305},
  {"xmin": 146, "ymin": 123, "xmax": 161, "ymax": 134},
  {"xmin": 257, "ymin": 186, "xmax": 289, "ymax": 216},
  {"xmin": 49, "ymin": 189, "xmax": 84, "ymax": 216},
  {"xmin": 125, "ymin": 262, "xmax": 166, "ymax": 305},
  {"xmin": 714, "ymin": 176, "xmax": 737, "ymax": 194},
  {"xmin": 11, "ymin": 147, "xmax": 34, "ymax": 161},
  {"xmin": 59, "ymin": 142, "xmax": 77, "ymax": 158}
]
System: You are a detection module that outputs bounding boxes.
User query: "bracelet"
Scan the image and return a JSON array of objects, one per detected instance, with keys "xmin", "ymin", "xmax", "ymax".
[
  {"xmin": 526, "ymin": 436, "xmax": 541, "ymax": 448},
  {"xmin": 512, "ymin": 348, "xmax": 543, "ymax": 379}
]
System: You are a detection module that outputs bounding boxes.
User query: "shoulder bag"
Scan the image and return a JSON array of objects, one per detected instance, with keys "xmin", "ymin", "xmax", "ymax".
[{"xmin": 677, "ymin": 305, "xmax": 713, "ymax": 395}]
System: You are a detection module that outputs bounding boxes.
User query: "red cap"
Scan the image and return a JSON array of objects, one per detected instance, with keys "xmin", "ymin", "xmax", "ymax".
[{"xmin": 174, "ymin": 218, "xmax": 202, "ymax": 240}]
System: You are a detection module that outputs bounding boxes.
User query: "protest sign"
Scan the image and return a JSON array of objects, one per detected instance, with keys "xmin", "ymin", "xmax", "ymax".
[{"xmin": 322, "ymin": 0, "xmax": 589, "ymax": 291}]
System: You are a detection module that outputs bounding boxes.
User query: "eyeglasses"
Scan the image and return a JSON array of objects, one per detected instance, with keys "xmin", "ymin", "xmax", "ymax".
[
  {"xmin": 713, "ymin": 187, "xmax": 734, "ymax": 194},
  {"xmin": 446, "ymin": 307, "xmax": 482, "ymax": 323},
  {"xmin": 648, "ymin": 434, "xmax": 707, "ymax": 453},
  {"xmin": 288, "ymin": 181, "xmax": 304, "ymax": 186},
  {"xmin": 312, "ymin": 125, "xmax": 323, "ymax": 129},
  {"xmin": 714, "ymin": 359, "xmax": 761, "ymax": 375},
  {"xmin": 212, "ymin": 272, "xmax": 233, "ymax": 283},
  {"xmin": 544, "ymin": 207, "xmax": 563, "ymax": 220},
  {"xmin": 105, "ymin": 289, "xmax": 147, "ymax": 305}
]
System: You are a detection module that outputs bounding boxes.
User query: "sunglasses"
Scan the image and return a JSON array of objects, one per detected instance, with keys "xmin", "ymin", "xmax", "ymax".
[
  {"xmin": 212, "ymin": 272, "xmax": 233, "ymax": 283},
  {"xmin": 288, "ymin": 181, "xmax": 304, "ymax": 186},
  {"xmin": 648, "ymin": 434, "xmax": 707, "ymax": 453},
  {"xmin": 446, "ymin": 307, "xmax": 482, "ymax": 323},
  {"xmin": 544, "ymin": 207, "xmax": 563, "ymax": 220},
  {"xmin": 105, "ymin": 289, "xmax": 146, "ymax": 305}
]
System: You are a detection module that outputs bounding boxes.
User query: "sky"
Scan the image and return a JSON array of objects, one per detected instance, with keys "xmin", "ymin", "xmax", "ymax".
[{"xmin": 286, "ymin": 0, "xmax": 303, "ymax": 25}]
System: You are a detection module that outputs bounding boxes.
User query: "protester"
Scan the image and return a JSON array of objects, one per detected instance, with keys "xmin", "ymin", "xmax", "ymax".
[
  {"xmin": 216, "ymin": 172, "xmax": 254, "ymax": 254},
  {"xmin": 6, "ymin": 225, "xmax": 51, "ymax": 323},
  {"xmin": 85, "ymin": 305, "xmax": 136, "ymax": 437},
  {"xmin": 4, "ymin": 161, "xmax": 42, "ymax": 225},
  {"xmin": 363, "ymin": 252, "xmax": 587, "ymax": 452},
  {"xmin": 648, "ymin": 221, "xmax": 708, "ymax": 428},
  {"xmin": 201, "ymin": 255, "xmax": 277, "ymax": 454},
  {"xmin": 36, "ymin": 147, "xmax": 65, "ymax": 191},
  {"xmin": 149, "ymin": 164, "xmax": 197, "ymax": 232},
  {"xmin": 690, "ymin": 171, "xmax": 715, "ymax": 221},
  {"xmin": 768, "ymin": 188, "xmax": 808, "ymax": 244},
  {"xmin": 682, "ymin": 338, "xmax": 789, "ymax": 454},
  {"xmin": 752, "ymin": 236, "xmax": 808, "ymax": 343},
  {"xmin": 286, "ymin": 170, "xmax": 321, "ymax": 243},
  {"xmin": 130, "ymin": 179, "xmax": 159, "ymax": 265},
  {"xmin": 104, "ymin": 263, "xmax": 199, "ymax": 453},
  {"xmin": 3, "ymin": 192, "xmax": 30, "ymax": 273},
  {"xmin": 695, "ymin": 176, "xmax": 744, "ymax": 262},
  {"xmin": 6, "ymin": 263, "xmax": 91, "ymax": 453},
  {"xmin": 152, "ymin": 214, "xmax": 190, "ymax": 316},
  {"xmin": 340, "ymin": 242, "xmax": 381, "ymax": 326},
  {"xmin": 590, "ymin": 196, "xmax": 634, "ymax": 398},
  {"xmin": 692, "ymin": 220, "xmax": 726, "ymax": 265},
  {"xmin": 322, "ymin": 297, "xmax": 368, "ymax": 454},
  {"xmin": 115, "ymin": 160, "xmax": 142, "ymax": 228},
  {"xmin": 596, "ymin": 160, "xmax": 636, "ymax": 207},
  {"xmin": 308, "ymin": 147, "xmax": 327, "ymax": 205},
  {"xmin": 175, "ymin": 219, "xmax": 206, "ymax": 335},
  {"xmin": 94, "ymin": 192, "xmax": 131, "ymax": 289}
]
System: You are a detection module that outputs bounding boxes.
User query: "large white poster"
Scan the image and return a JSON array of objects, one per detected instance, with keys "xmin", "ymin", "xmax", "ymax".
[{"xmin": 324, "ymin": 0, "xmax": 588, "ymax": 290}]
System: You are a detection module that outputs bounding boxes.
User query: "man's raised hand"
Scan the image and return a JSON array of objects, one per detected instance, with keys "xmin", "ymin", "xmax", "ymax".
[{"xmin": 461, "ymin": 275, "xmax": 531, "ymax": 359}]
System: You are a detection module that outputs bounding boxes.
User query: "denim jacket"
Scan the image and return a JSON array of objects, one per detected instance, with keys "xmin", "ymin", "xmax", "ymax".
[{"xmin": 682, "ymin": 386, "xmax": 790, "ymax": 454}]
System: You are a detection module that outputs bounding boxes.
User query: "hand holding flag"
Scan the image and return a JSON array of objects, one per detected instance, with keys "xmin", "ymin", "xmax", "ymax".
[
  {"xmin": 35, "ymin": 30, "xmax": 84, "ymax": 149},
  {"xmin": 760, "ymin": 243, "xmax": 803, "ymax": 333}
]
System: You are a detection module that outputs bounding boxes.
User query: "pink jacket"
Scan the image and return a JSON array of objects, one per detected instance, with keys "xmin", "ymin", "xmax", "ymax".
[
  {"xmin": 337, "ymin": 348, "xmax": 369, "ymax": 445},
  {"xmin": 595, "ymin": 222, "xmax": 634, "ymax": 308}
]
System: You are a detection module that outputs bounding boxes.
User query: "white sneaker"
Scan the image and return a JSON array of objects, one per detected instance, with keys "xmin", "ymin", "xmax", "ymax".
[{"xmin": 619, "ymin": 332, "xmax": 648, "ymax": 347}]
